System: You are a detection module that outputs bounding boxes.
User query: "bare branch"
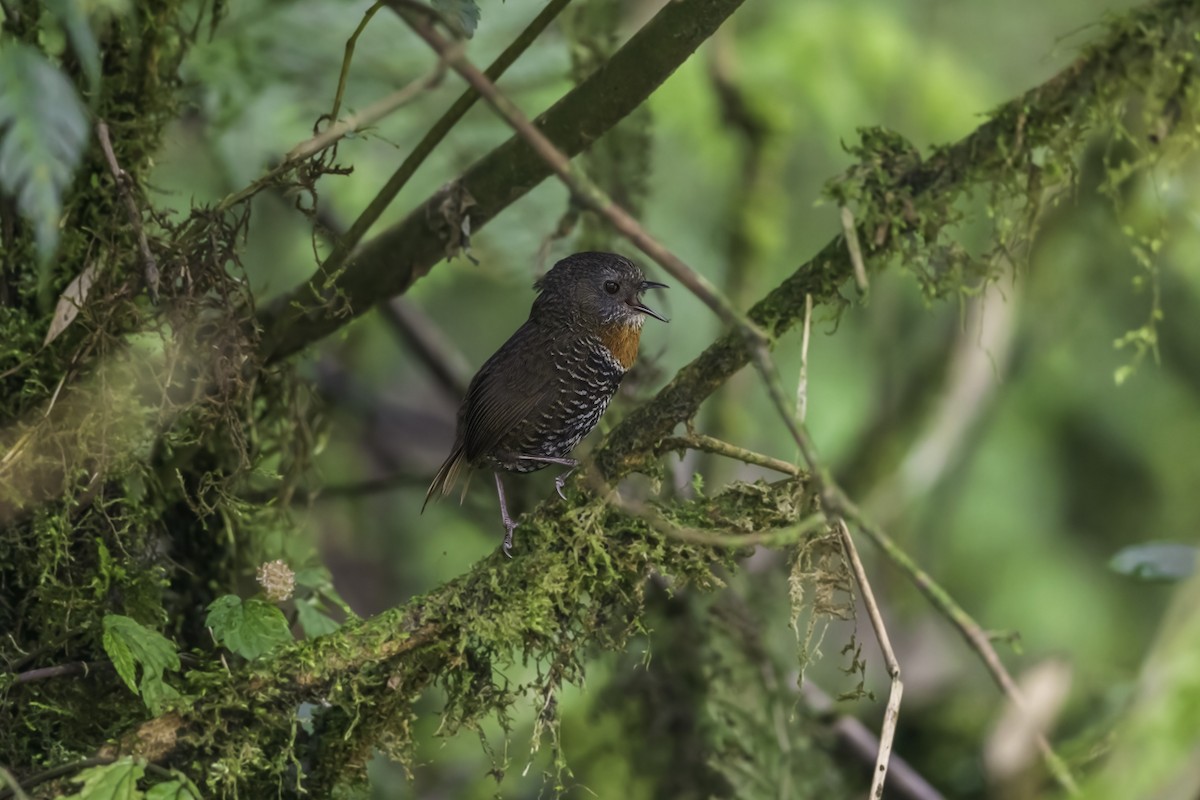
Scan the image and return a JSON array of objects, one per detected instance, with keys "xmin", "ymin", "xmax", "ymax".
[
  {"xmin": 96, "ymin": 121, "xmax": 159, "ymax": 301},
  {"xmin": 658, "ymin": 433, "xmax": 801, "ymax": 477},
  {"xmin": 836, "ymin": 519, "xmax": 902, "ymax": 798},
  {"xmin": 802, "ymin": 682, "xmax": 945, "ymax": 800}
]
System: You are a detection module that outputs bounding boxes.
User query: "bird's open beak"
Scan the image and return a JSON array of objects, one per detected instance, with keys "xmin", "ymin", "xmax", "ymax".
[{"xmin": 630, "ymin": 280, "xmax": 669, "ymax": 322}]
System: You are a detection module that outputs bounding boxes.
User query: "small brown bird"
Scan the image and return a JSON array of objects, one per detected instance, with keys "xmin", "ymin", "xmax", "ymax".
[{"xmin": 422, "ymin": 252, "xmax": 668, "ymax": 555}]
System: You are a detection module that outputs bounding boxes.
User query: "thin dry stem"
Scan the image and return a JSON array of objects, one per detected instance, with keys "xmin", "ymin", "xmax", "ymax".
[
  {"xmin": 96, "ymin": 121, "xmax": 159, "ymax": 300},
  {"xmin": 286, "ymin": 69, "xmax": 447, "ymax": 163},
  {"xmin": 837, "ymin": 495, "xmax": 1080, "ymax": 794},
  {"xmin": 659, "ymin": 433, "xmax": 801, "ymax": 477},
  {"xmin": 837, "ymin": 519, "xmax": 902, "ymax": 798},
  {"xmin": 216, "ymin": 65, "xmax": 446, "ymax": 213},
  {"xmin": 796, "ymin": 292, "xmax": 813, "ymax": 429},
  {"xmin": 840, "ymin": 206, "xmax": 868, "ymax": 293}
]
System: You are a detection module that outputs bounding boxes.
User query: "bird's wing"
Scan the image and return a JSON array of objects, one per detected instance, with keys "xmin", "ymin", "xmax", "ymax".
[{"xmin": 461, "ymin": 320, "xmax": 558, "ymax": 461}]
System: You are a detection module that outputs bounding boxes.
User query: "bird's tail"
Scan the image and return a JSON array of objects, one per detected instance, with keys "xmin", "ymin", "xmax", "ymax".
[{"xmin": 422, "ymin": 444, "xmax": 469, "ymax": 513}]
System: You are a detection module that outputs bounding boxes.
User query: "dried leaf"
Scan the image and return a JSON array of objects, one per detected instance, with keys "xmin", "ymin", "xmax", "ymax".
[{"xmin": 44, "ymin": 261, "xmax": 97, "ymax": 345}]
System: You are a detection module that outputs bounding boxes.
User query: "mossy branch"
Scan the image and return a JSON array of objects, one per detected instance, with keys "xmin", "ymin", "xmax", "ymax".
[
  {"xmin": 9, "ymin": 0, "xmax": 1200, "ymax": 793},
  {"xmin": 109, "ymin": 481, "xmax": 807, "ymax": 788},
  {"xmin": 593, "ymin": 0, "xmax": 1200, "ymax": 479}
]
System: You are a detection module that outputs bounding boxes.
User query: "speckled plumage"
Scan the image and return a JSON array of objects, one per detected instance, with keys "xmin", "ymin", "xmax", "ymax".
[{"xmin": 422, "ymin": 252, "xmax": 668, "ymax": 555}]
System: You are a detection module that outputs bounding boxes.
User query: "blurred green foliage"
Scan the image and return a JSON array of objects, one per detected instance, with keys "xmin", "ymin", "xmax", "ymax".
[
  {"xmin": 3, "ymin": 0, "xmax": 1199, "ymax": 796},
  {"xmin": 147, "ymin": 0, "xmax": 1197, "ymax": 795}
]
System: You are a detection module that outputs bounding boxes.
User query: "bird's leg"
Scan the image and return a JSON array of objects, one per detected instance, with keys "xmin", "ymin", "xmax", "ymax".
[
  {"xmin": 552, "ymin": 464, "xmax": 579, "ymax": 500},
  {"xmin": 494, "ymin": 472, "xmax": 518, "ymax": 558},
  {"xmin": 516, "ymin": 455, "xmax": 579, "ymax": 500}
]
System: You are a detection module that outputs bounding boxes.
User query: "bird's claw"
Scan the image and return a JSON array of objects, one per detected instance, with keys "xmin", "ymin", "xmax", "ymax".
[
  {"xmin": 502, "ymin": 523, "xmax": 517, "ymax": 558},
  {"xmin": 554, "ymin": 478, "xmax": 568, "ymax": 501}
]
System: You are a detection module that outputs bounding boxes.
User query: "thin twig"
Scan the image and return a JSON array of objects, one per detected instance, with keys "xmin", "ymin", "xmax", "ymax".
[
  {"xmin": 610, "ymin": 492, "xmax": 823, "ymax": 550},
  {"xmin": 215, "ymin": 67, "xmax": 446, "ymax": 214},
  {"xmin": 754, "ymin": 323, "xmax": 906, "ymax": 793},
  {"xmin": 286, "ymin": 70, "xmax": 447, "ymax": 164},
  {"xmin": 750, "ymin": 345, "xmax": 1077, "ymax": 792},
  {"xmin": 392, "ymin": 4, "xmax": 768, "ymax": 346},
  {"xmin": 329, "ymin": 1, "xmax": 386, "ymax": 123},
  {"xmin": 840, "ymin": 206, "xmax": 869, "ymax": 293},
  {"xmin": 837, "ymin": 494, "xmax": 1080, "ymax": 794},
  {"xmin": 12, "ymin": 659, "xmax": 109, "ymax": 685},
  {"xmin": 96, "ymin": 121, "xmax": 159, "ymax": 301},
  {"xmin": 0, "ymin": 767, "xmax": 29, "ymax": 800},
  {"xmin": 801, "ymin": 682, "xmax": 945, "ymax": 800},
  {"xmin": 313, "ymin": 0, "xmax": 573, "ymax": 296},
  {"xmin": 836, "ymin": 519, "xmax": 902, "ymax": 798},
  {"xmin": 658, "ymin": 433, "xmax": 801, "ymax": 477},
  {"xmin": 796, "ymin": 292, "xmax": 813, "ymax": 429}
]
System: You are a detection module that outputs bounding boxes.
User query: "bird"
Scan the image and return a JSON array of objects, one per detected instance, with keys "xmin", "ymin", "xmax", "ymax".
[{"xmin": 422, "ymin": 252, "xmax": 668, "ymax": 556}]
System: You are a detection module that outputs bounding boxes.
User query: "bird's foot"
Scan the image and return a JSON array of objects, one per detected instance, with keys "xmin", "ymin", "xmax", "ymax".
[
  {"xmin": 553, "ymin": 465, "xmax": 578, "ymax": 501},
  {"xmin": 501, "ymin": 520, "xmax": 518, "ymax": 558}
]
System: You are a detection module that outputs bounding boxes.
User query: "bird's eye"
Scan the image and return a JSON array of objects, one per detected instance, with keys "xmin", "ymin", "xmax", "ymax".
[{"xmin": 604, "ymin": 280, "xmax": 620, "ymax": 295}]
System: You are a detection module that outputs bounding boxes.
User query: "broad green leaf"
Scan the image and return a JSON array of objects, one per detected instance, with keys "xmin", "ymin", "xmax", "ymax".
[
  {"xmin": 0, "ymin": 44, "xmax": 88, "ymax": 274},
  {"xmin": 101, "ymin": 615, "xmax": 181, "ymax": 714},
  {"xmin": 57, "ymin": 757, "xmax": 145, "ymax": 800},
  {"xmin": 1110, "ymin": 543, "xmax": 1198, "ymax": 583},
  {"xmin": 45, "ymin": 0, "xmax": 101, "ymax": 93},
  {"xmin": 432, "ymin": 0, "xmax": 481, "ymax": 38},
  {"xmin": 295, "ymin": 597, "xmax": 340, "ymax": 638},
  {"xmin": 206, "ymin": 595, "xmax": 293, "ymax": 659}
]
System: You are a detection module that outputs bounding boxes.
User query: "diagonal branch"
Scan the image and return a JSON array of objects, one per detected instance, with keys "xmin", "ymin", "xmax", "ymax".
[
  {"xmin": 394, "ymin": 1, "xmax": 765, "ymax": 339},
  {"xmin": 256, "ymin": 0, "xmax": 750, "ymax": 362},
  {"xmin": 592, "ymin": 0, "xmax": 1200, "ymax": 480}
]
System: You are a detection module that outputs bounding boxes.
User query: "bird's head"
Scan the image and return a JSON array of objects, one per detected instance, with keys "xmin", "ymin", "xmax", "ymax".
[{"xmin": 533, "ymin": 252, "xmax": 668, "ymax": 329}]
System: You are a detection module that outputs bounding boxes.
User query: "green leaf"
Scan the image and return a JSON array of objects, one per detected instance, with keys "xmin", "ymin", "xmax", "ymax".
[
  {"xmin": 1110, "ymin": 543, "xmax": 1198, "ymax": 583},
  {"xmin": 0, "ymin": 44, "xmax": 89, "ymax": 273},
  {"xmin": 206, "ymin": 595, "xmax": 293, "ymax": 659},
  {"xmin": 58, "ymin": 757, "xmax": 145, "ymax": 800},
  {"xmin": 295, "ymin": 566, "xmax": 353, "ymax": 614},
  {"xmin": 432, "ymin": 0, "xmax": 481, "ymax": 38},
  {"xmin": 139, "ymin": 672, "xmax": 183, "ymax": 716},
  {"xmin": 144, "ymin": 779, "xmax": 201, "ymax": 800},
  {"xmin": 101, "ymin": 615, "xmax": 181, "ymax": 714},
  {"xmin": 45, "ymin": 0, "xmax": 101, "ymax": 94},
  {"xmin": 295, "ymin": 597, "xmax": 341, "ymax": 638}
]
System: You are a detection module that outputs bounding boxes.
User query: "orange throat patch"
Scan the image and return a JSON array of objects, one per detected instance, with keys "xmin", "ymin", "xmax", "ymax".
[{"xmin": 598, "ymin": 322, "xmax": 643, "ymax": 370}]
